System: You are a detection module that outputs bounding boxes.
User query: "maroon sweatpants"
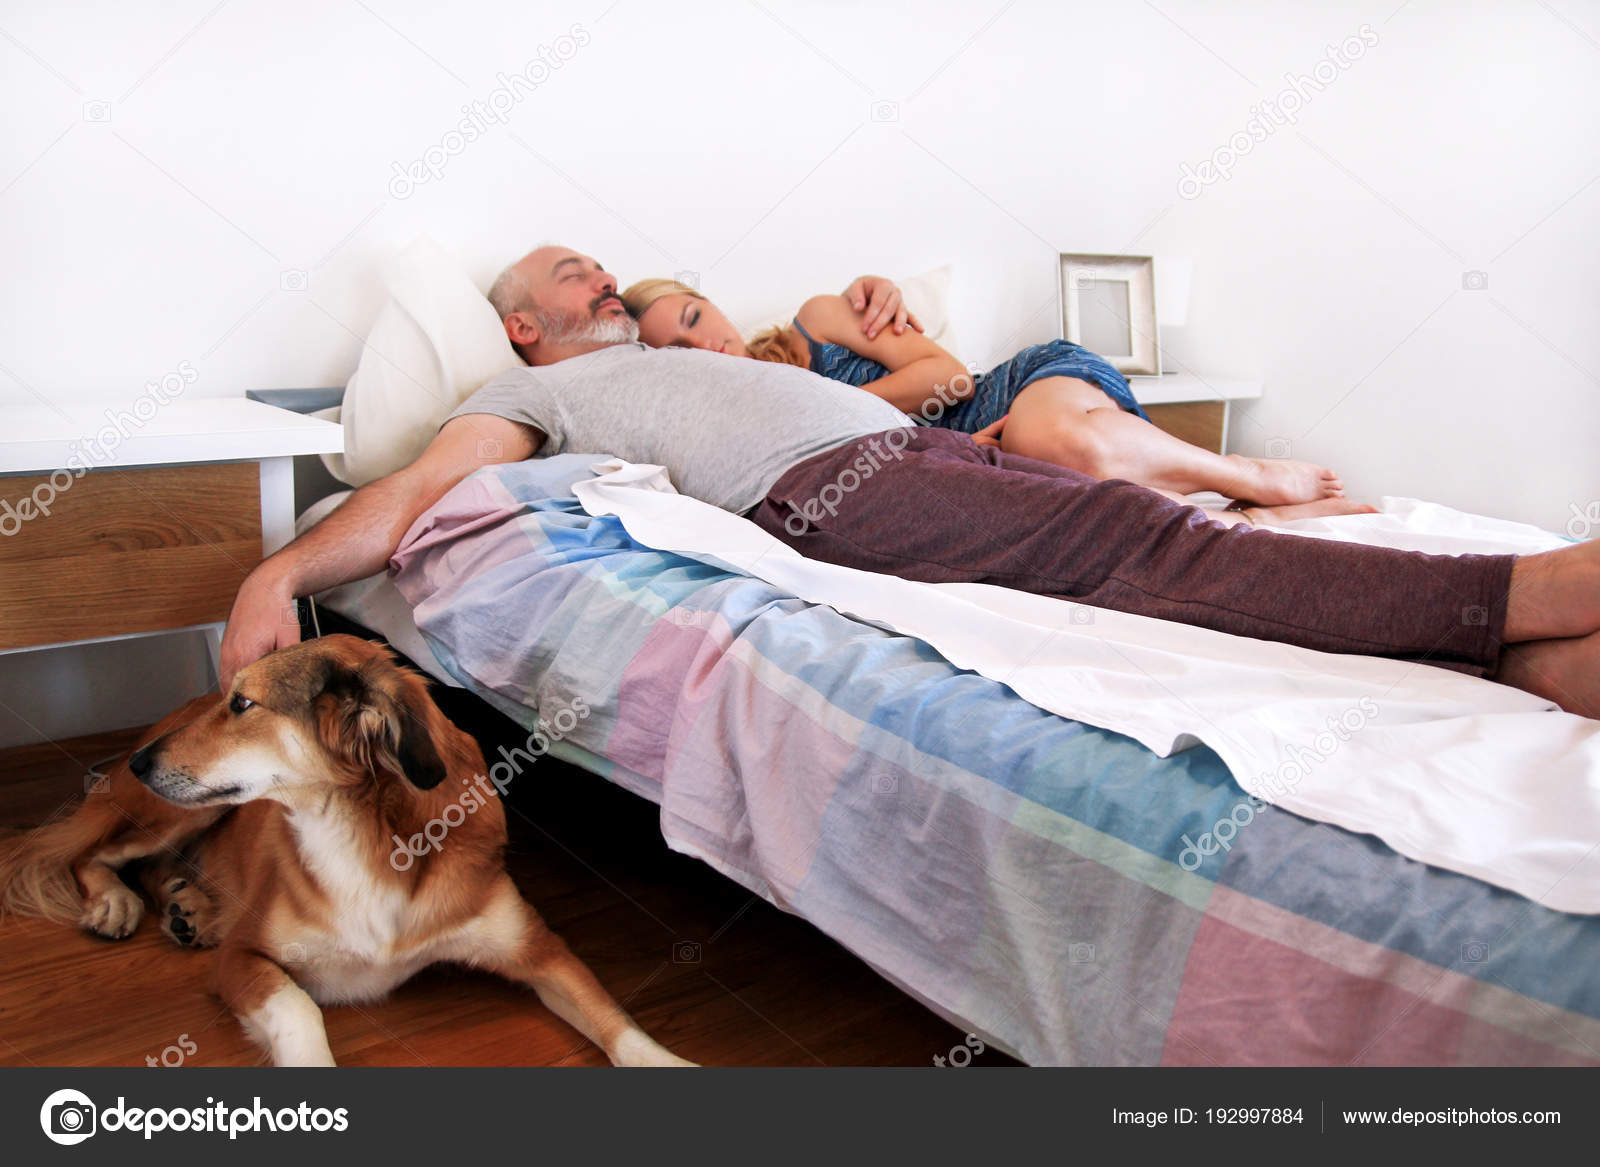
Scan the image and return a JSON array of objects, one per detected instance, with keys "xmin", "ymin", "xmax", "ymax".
[{"xmin": 748, "ymin": 429, "xmax": 1516, "ymax": 675}]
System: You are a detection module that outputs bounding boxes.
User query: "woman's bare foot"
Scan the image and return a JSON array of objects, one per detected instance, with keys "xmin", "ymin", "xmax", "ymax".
[
  {"xmin": 1503, "ymin": 538, "xmax": 1600, "ymax": 643},
  {"xmin": 1246, "ymin": 498, "xmax": 1380, "ymax": 525},
  {"xmin": 1494, "ymin": 629, "xmax": 1600, "ymax": 720},
  {"xmin": 1225, "ymin": 455, "xmax": 1344, "ymax": 506}
]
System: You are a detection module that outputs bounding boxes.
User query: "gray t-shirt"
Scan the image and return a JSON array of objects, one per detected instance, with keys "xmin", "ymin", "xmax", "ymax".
[{"xmin": 446, "ymin": 343, "xmax": 914, "ymax": 513}]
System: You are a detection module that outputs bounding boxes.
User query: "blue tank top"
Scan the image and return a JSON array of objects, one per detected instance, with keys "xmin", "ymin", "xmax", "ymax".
[{"xmin": 793, "ymin": 317, "xmax": 890, "ymax": 387}]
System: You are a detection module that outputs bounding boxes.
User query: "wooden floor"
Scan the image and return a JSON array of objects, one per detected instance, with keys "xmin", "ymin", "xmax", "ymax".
[{"xmin": 0, "ymin": 723, "xmax": 1016, "ymax": 1068}]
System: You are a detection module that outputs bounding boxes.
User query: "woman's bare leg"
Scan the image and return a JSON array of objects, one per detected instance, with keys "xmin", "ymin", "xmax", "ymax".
[
  {"xmin": 1148, "ymin": 488, "xmax": 1377, "ymax": 528},
  {"xmin": 1001, "ymin": 376, "xmax": 1345, "ymax": 505}
]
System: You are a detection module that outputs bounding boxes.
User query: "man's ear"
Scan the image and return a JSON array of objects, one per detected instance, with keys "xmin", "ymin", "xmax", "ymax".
[{"xmin": 504, "ymin": 310, "xmax": 541, "ymax": 349}]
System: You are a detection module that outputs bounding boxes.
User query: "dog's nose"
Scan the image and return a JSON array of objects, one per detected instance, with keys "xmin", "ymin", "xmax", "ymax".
[{"xmin": 128, "ymin": 745, "xmax": 153, "ymax": 779}]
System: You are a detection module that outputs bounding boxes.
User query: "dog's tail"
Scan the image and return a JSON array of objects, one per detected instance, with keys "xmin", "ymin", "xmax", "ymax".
[{"xmin": 0, "ymin": 794, "xmax": 117, "ymax": 924}]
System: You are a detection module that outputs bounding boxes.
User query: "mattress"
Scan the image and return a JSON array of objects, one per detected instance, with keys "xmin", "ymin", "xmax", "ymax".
[{"xmin": 367, "ymin": 455, "xmax": 1600, "ymax": 1065}]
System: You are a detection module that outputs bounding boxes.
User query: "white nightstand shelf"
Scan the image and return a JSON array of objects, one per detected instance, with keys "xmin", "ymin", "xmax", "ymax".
[
  {"xmin": 1127, "ymin": 374, "xmax": 1261, "ymax": 454},
  {"xmin": 1, "ymin": 399, "xmax": 343, "ymax": 684}
]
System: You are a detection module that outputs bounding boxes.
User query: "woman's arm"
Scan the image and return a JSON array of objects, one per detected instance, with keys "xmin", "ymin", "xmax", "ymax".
[
  {"xmin": 838, "ymin": 275, "xmax": 923, "ymax": 339},
  {"xmin": 795, "ymin": 294, "xmax": 969, "ymax": 416}
]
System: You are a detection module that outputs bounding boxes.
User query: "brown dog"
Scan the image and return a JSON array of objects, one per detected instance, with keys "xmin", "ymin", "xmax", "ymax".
[{"xmin": 0, "ymin": 635, "xmax": 693, "ymax": 1067}]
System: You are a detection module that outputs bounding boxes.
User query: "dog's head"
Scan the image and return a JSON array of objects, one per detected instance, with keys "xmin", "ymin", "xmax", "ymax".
[{"xmin": 128, "ymin": 635, "xmax": 450, "ymax": 807}]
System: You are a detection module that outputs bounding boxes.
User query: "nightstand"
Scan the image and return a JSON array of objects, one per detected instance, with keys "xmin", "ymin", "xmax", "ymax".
[
  {"xmin": 1129, "ymin": 374, "xmax": 1262, "ymax": 454},
  {"xmin": 1, "ymin": 399, "xmax": 343, "ymax": 687}
]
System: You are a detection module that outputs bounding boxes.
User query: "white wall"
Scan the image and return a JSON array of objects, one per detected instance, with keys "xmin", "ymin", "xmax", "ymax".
[{"xmin": 2, "ymin": 0, "xmax": 1598, "ymax": 741}]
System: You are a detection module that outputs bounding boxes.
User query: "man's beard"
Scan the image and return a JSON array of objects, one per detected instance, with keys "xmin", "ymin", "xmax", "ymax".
[{"xmin": 531, "ymin": 302, "xmax": 639, "ymax": 346}]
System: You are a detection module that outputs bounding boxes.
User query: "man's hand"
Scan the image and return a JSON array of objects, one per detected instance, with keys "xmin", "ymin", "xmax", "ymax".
[
  {"xmin": 214, "ymin": 413, "xmax": 541, "ymax": 693},
  {"xmin": 971, "ymin": 414, "xmax": 1008, "ymax": 450},
  {"xmin": 841, "ymin": 275, "xmax": 924, "ymax": 341},
  {"xmin": 218, "ymin": 565, "xmax": 300, "ymax": 691}
]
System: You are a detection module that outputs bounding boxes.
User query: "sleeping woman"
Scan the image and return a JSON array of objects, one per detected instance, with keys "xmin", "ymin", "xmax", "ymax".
[{"xmin": 621, "ymin": 278, "xmax": 1374, "ymax": 524}]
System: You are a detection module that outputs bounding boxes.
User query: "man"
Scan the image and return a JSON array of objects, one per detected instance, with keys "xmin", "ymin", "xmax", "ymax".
[{"xmin": 222, "ymin": 247, "xmax": 1599, "ymax": 720}]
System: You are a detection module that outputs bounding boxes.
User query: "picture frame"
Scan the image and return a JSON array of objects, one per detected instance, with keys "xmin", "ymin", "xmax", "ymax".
[{"xmin": 1059, "ymin": 253, "xmax": 1160, "ymax": 376}]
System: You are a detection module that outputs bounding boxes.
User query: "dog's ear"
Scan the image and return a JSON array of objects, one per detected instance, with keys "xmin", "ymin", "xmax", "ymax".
[
  {"xmin": 315, "ymin": 653, "xmax": 449, "ymax": 791},
  {"xmin": 388, "ymin": 694, "xmax": 448, "ymax": 791}
]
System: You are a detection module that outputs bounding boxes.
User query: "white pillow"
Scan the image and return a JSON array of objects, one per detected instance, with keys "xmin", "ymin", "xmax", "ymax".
[
  {"xmin": 895, "ymin": 264, "xmax": 959, "ymax": 357},
  {"xmin": 324, "ymin": 236, "xmax": 521, "ymax": 487}
]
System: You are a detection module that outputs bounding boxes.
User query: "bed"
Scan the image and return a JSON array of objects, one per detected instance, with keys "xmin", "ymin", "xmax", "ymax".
[{"xmin": 295, "ymin": 453, "xmax": 1600, "ymax": 1066}]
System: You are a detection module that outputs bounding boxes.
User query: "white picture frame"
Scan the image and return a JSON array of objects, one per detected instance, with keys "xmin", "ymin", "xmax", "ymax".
[{"xmin": 1059, "ymin": 253, "xmax": 1160, "ymax": 376}]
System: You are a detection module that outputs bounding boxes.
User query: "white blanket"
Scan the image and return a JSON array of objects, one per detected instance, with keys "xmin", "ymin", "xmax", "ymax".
[{"xmin": 574, "ymin": 462, "xmax": 1600, "ymax": 915}]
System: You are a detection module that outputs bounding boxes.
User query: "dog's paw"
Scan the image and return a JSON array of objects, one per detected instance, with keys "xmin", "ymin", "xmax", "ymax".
[
  {"xmin": 79, "ymin": 884, "xmax": 144, "ymax": 940},
  {"xmin": 159, "ymin": 878, "xmax": 217, "ymax": 949}
]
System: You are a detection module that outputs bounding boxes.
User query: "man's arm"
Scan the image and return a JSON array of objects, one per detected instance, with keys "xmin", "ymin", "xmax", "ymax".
[{"xmin": 219, "ymin": 414, "xmax": 541, "ymax": 688}]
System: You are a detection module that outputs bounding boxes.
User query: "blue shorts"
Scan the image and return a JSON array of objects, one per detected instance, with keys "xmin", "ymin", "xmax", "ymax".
[{"xmin": 928, "ymin": 339, "xmax": 1149, "ymax": 434}]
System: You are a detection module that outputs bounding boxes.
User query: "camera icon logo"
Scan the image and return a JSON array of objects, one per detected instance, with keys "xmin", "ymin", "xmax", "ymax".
[
  {"xmin": 40, "ymin": 1088, "xmax": 97, "ymax": 1145},
  {"xmin": 1461, "ymin": 940, "xmax": 1489, "ymax": 963},
  {"xmin": 871, "ymin": 773, "xmax": 899, "ymax": 795},
  {"xmin": 279, "ymin": 269, "xmax": 308, "ymax": 292},
  {"xmin": 281, "ymin": 942, "xmax": 307, "ymax": 964},
  {"xmin": 1566, "ymin": 500, "xmax": 1600, "ymax": 541},
  {"xmin": 476, "ymin": 437, "xmax": 503, "ymax": 461},
  {"xmin": 1264, "ymin": 437, "xmax": 1292, "ymax": 459},
  {"xmin": 82, "ymin": 100, "xmax": 112, "ymax": 122},
  {"xmin": 84, "ymin": 771, "xmax": 109, "ymax": 795},
  {"xmin": 1069, "ymin": 605, "xmax": 1095, "ymax": 625},
  {"xmin": 1462, "ymin": 605, "xmax": 1489, "ymax": 627},
  {"xmin": 1068, "ymin": 942, "xmax": 1096, "ymax": 963},
  {"xmin": 1461, "ymin": 270, "xmax": 1489, "ymax": 291},
  {"xmin": 1071, "ymin": 269, "xmax": 1103, "ymax": 293},
  {"xmin": 672, "ymin": 940, "xmax": 702, "ymax": 964},
  {"xmin": 870, "ymin": 100, "xmax": 899, "ymax": 122},
  {"xmin": 673, "ymin": 270, "xmax": 700, "ymax": 290}
]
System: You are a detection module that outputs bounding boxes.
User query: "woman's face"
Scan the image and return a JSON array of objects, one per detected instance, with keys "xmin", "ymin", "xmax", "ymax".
[{"xmin": 634, "ymin": 293, "xmax": 748, "ymax": 357}]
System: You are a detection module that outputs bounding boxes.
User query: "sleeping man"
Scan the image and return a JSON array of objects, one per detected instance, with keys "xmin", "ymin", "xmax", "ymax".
[{"xmin": 219, "ymin": 246, "xmax": 1600, "ymax": 720}]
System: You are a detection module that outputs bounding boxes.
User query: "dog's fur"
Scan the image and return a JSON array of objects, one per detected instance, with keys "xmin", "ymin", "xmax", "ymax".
[{"xmin": 0, "ymin": 635, "xmax": 692, "ymax": 1067}]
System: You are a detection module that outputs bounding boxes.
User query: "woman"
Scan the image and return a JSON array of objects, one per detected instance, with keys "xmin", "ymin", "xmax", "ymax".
[{"xmin": 622, "ymin": 279, "xmax": 1370, "ymax": 524}]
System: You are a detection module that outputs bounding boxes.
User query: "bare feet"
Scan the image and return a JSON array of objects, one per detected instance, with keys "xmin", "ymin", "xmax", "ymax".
[
  {"xmin": 1226, "ymin": 455, "xmax": 1344, "ymax": 506},
  {"xmin": 1246, "ymin": 498, "xmax": 1380, "ymax": 525},
  {"xmin": 1503, "ymin": 538, "xmax": 1600, "ymax": 643},
  {"xmin": 1495, "ymin": 630, "xmax": 1600, "ymax": 720}
]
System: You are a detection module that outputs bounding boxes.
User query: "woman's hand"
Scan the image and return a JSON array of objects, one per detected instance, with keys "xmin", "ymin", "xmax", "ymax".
[
  {"xmin": 972, "ymin": 415, "xmax": 1009, "ymax": 450},
  {"xmin": 840, "ymin": 275, "xmax": 924, "ymax": 340}
]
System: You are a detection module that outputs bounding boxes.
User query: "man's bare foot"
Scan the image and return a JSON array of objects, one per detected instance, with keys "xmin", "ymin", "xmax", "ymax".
[
  {"xmin": 1225, "ymin": 455, "xmax": 1344, "ymax": 505},
  {"xmin": 1503, "ymin": 539, "xmax": 1600, "ymax": 643},
  {"xmin": 1246, "ymin": 498, "xmax": 1380, "ymax": 525},
  {"xmin": 1495, "ymin": 629, "xmax": 1600, "ymax": 720}
]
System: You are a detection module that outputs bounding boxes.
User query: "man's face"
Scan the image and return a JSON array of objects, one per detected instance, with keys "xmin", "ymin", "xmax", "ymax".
[{"xmin": 521, "ymin": 248, "xmax": 637, "ymax": 347}]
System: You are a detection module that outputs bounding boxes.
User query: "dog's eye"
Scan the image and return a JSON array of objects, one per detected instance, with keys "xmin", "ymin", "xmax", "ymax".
[{"xmin": 228, "ymin": 694, "xmax": 254, "ymax": 714}]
